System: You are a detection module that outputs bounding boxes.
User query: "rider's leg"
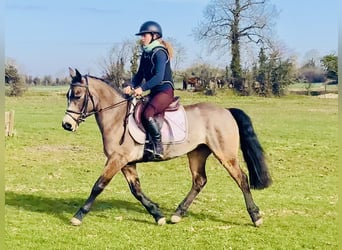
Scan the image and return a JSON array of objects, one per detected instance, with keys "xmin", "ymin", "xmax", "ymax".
[{"xmin": 142, "ymin": 88, "xmax": 174, "ymax": 160}]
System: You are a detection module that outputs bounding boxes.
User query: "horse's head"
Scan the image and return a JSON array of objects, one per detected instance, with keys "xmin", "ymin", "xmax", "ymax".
[{"xmin": 62, "ymin": 68, "xmax": 95, "ymax": 132}]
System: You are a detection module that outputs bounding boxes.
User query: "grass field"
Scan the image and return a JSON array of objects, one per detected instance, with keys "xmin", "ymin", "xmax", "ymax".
[
  {"xmin": 287, "ymin": 82, "xmax": 338, "ymax": 96},
  {"xmin": 5, "ymin": 86, "xmax": 338, "ymax": 249}
]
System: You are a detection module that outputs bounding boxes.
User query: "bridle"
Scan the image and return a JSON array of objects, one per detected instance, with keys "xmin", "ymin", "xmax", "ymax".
[{"xmin": 65, "ymin": 75, "xmax": 128, "ymax": 125}]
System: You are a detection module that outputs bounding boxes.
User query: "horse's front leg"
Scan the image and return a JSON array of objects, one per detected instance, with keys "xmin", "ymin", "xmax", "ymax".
[
  {"xmin": 121, "ymin": 164, "xmax": 165, "ymax": 225},
  {"xmin": 70, "ymin": 154, "xmax": 127, "ymax": 226}
]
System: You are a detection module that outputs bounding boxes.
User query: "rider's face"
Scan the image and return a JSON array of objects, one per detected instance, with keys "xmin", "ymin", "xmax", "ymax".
[{"xmin": 140, "ymin": 33, "xmax": 154, "ymax": 46}]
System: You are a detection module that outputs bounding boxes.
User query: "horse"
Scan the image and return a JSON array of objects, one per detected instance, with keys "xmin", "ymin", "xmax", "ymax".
[
  {"xmin": 217, "ymin": 78, "xmax": 225, "ymax": 88},
  {"xmin": 62, "ymin": 68, "xmax": 272, "ymax": 227},
  {"xmin": 186, "ymin": 76, "xmax": 202, "ymax": 89}
]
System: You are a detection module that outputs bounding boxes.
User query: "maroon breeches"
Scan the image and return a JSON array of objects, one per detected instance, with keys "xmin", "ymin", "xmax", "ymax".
[{"xmin": 142, "ymin": 88, "xmax": 174, "ymax": 121}]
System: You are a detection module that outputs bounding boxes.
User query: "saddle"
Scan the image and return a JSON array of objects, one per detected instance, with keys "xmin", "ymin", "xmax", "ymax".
[{"xmin": 128, "ymin": 96, "xmax": 188, "ymax": 144}]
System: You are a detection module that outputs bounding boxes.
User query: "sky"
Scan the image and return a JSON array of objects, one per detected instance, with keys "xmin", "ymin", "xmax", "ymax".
[{"xmin": 5, "ymin": 0, "xmax": 338, "ymax": 77}]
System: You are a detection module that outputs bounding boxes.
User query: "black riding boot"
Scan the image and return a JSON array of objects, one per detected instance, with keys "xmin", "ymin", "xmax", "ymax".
[{"xmin": 145, "ymin": 117, "xmax": 164, "ymax": 160}]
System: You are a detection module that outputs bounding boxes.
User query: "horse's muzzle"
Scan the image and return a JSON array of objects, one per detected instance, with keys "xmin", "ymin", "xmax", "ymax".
[
  {"xmin": 62, "ymin": 113, "xmax": 79, "ymax": 132},
  {"xmin": 62, "ymin": 121, "xmax": 74, "ymax": 131}
]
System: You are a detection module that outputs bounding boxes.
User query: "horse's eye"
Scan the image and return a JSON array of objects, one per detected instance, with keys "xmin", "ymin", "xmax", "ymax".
[
  {"xmin": 74, "ymin": 89, "xmax": 82, "ymax": 97},
  {"xmin": 66, "ymin": 89, "xmax": 82, "ymax": 100},
  {"xmin": 74, "ymin": 89, "xmax": 82, "ymax": 96}
]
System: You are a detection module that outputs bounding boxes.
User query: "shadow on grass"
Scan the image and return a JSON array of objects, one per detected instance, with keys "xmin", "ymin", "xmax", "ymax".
[
  {"xmin": 5, "ymin": 191, "xmax": 146, "ymax": 223},
  {"xmin": 5, "ymin": 191, "xmax": 251, "ymax": 226}
]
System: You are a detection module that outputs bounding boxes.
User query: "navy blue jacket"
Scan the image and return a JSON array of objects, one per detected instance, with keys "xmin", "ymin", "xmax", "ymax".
[{"xmin": 131, "ymin": 46, "xmax": 174, "ymax": 94}]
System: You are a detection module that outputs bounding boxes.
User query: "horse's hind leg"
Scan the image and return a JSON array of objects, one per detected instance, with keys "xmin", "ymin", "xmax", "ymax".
[
  {"xmin": 171, "ymin": 144, "xmax": 211, "ymax": 224},
  {"xmin": 121, "ymin": 164, "xmax": 166, "ymax": 225},
  {"xmin": 220, "ymin": 156, "xmax": 262, "ymax": 227}
]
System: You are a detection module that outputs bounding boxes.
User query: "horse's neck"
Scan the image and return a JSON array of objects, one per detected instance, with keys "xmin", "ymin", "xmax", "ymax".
[
  {"xmin": 89, "ymin": 78, "xmax": 127, "ymax": 140},
  {"xmin": 89, "ymin": 78, "xmax": 126, "ymax": 109}
]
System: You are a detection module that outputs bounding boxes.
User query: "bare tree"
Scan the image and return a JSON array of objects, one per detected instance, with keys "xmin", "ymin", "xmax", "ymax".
[
  {"xmin": 42, "ymin": 75, "xmax": 53, "ymax": 86},
  {"xmin": 100, "ymin": 37, "xmax": 187, "ymax": 88},
  {"xmin": 99, "ymin": 39, "xmax": 136, "ymax": 87},
  {"xmin": 194, "ymin": 0, "xmax": 277, "ymax": 81},
  {"xmin": 165, "ymin": 37, "xmax": 187, "ymax": 75},
  {"xmin": 130, "ymin": 40, "xmax": 141, "ymax": 77}
]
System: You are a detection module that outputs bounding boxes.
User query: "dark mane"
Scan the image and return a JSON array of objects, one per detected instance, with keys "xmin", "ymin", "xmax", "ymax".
[{"xmin": 86, "ymin": 75, "xmax": 127, "ymax": 99}]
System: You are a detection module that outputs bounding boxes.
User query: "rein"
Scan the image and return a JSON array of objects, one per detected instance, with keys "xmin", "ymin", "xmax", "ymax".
[{"xmin": 65, "ymin": 75, "xmax": 132, "ymax": 144}]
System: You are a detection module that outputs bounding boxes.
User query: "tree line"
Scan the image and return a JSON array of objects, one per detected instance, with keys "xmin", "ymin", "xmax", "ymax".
[
  {"xmin": 5, "ymin": 47, "xmax": 337, "ymax": 97},
  {"xmin": 5, "ymin": 0, "xmax": 338, "ymax": 97}
]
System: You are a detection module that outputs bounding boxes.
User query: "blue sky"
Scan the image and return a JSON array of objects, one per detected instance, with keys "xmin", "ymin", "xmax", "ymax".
[{"xmin": 5, "ymin": 0, "xmax": 338, "ymax": 77}]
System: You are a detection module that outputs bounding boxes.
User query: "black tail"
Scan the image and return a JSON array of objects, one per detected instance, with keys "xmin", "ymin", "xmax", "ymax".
[{"xmin": 228, "ymin": 108, "xmax": 272, "ymax": 189}]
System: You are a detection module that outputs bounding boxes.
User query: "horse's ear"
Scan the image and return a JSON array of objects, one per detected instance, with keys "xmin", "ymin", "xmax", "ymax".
[
  {"xmin": 69, "ymin": 67, "xmax": 76, "ymax": 78},
  {"xmin": 75, "ymin": 69, "xmax": 83, "ymax": 82},
  {"xmin": 75, "ymin": 69, "xmax": 81, "ymax": 78},
  {"xmin": 69, "ymin": 68, "xmax": 83, "ymax": 83}
]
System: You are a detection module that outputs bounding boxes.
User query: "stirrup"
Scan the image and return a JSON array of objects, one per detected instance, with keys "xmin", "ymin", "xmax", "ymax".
[
  {"xmin": 143, "ymin": 148, "xmax": 163, "ymax": 161},
  {"xmin": 153, "ymin": 152, "xmax": 164, "ymax": 160}
]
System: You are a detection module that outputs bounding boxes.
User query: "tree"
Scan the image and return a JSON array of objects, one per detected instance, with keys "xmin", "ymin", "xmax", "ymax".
[
  {"xmin": 299, "ymin": 58, "xmax": 326, "ymax": 83},
  {"xmin": 25, "ymin": 75, "xmax": 33, "ymax": 85},
  {"xmin": 194, "ymin": 0, "xmax": 277, "ymax": 90},
  {"xmin": 166, "ymin": 37, "xmax": 187, "ymax": 77},
  {"xmin": 321, "ymin": 54, "xmax": 338, "ymax": 82},
  {"xmin": 99, "ymin": 39, "xmax": 135, "ymax": 87},
  {"xmin": 252, "ymin": 46, "xmax": 295, "ymax": 96},
  {"xmin": 130, "ymin": 41, "xmax": 141, "ymax": 76},
  {"xmin": 256, "ymin": 47, "xmax": 267, "ymax": 88},
  {"xmin": 5, "ymin": 63, "xmax": 26, "ymax": 96},
  {"xmin": 33, "ymin": 77, "xmax": 41, "ymax": 85},
  {"xmin": 269, "ymin": 52, "xmax": 296, "ymax": 96},
  {"xmin": 5, "ymin": 64, "xmax": 20, "ymax": 84},
  {"xmin": 106, "ymin": 37, "xmax": 187, "ymax": 87},
  {"xmin": 42, "ymin": 75, "xmax": 53, "ymax": 86}
]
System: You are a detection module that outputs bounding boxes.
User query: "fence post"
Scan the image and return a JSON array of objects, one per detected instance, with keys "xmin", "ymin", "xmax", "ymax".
[{"xmin": 5, "ymin": 110, "xmax": 15, "ymax": 136}]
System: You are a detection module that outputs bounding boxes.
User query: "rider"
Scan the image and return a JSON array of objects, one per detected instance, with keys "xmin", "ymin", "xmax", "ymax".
[{"xmin": 123, "ymin": 21, "xmax": 175, "ymax": 160}]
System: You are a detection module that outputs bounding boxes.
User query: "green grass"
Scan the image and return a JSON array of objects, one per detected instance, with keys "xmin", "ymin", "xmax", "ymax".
[
  {"xmin": 5, "ymin": 87, "xmax": 338, "ymax": 249},
  {"xmin": 287, "ymin": 82, "xmax": 338, "ymax": 94}
]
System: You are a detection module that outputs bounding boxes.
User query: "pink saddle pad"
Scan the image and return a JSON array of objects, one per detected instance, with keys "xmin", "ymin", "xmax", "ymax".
[{"xmin": 128, "ymin": 105, "xmax": 188, "ymax": 145}]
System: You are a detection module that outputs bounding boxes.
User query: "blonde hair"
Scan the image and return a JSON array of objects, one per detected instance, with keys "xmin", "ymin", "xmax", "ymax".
[
  {"xmin": 160, "ymin": 39, "xmax": 174, "ymax": 59},
  {"xmin": 139, "ymin": 37, "xmax": 174, "ymax": 59}
]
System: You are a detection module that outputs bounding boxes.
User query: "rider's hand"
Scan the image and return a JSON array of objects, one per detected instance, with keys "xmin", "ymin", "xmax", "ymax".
[
  {"xmin": 123, "ymin": 86, "xmax": 133, "ymax": 95},
  {"xmin": 134, "ymin": 87, "xmax": 143, "ymax": 97}
]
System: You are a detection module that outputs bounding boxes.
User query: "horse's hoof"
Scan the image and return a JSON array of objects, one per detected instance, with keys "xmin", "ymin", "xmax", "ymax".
[
  {"xmin": 170, "ymin": 215, "xmax": 182, "ymax": 224},
  {"xmin": 157, "ymin": 217, "xmax": 166, "ymax": 226},
  {"xmin": 254, "ymin": 218, "xmax": 263, "ymax": 227},
  {"xmin": 70, "ymin": 217, "xmax": 82, "ymax": 226}
]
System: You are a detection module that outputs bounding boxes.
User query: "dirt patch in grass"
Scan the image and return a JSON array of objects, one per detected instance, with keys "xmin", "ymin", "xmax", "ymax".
[
  {"xmin": 317, "ymin": 93, "xmax": 338, "ymax": 99},
  {"xmin": 26, "ymin": 145, "xmax": 85, "ymax": 152}
]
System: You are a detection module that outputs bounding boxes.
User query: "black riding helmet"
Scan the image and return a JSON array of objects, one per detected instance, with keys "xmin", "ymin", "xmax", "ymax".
[{"xmin": 135, "ymin": 21, "xmax": 162, "ymax": 38}]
